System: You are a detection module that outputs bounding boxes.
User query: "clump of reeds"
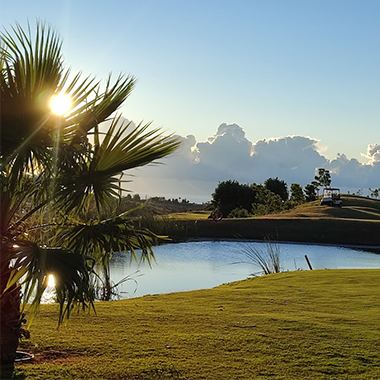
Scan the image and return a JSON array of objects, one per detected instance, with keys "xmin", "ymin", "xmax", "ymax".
[{"xmin": 242, "ymin": 240, "xmax": 282, "ymax": 275}]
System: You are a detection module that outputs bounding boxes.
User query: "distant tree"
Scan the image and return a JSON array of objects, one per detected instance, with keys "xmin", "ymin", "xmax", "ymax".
[
  {"xmin": 304, "ymin": 183, "xmax": 318, "ymax": 202},
  {"xmin": 264, "ymin": 177, "xmax": 289, "ymax": 201},
  {"xmin": 133, "ymin": 193, "xmax": 141, "ymax": 202},
  {"xmin": 212, "ymin": 180, "xmax": 256, "ymax": 216},
  {"xmin": 251, "ymin": 185, "xmax": 283, "ymax": 215},
  {"xmin": 370, "ymin": 188, "xmax": 379, "ymax": 199},
  {"xmin": 290, "ymin": 183, "xmax": 305, "ymax": 204},
  {"xmin": 314, "ymin": 168, "xmax": 331, "ymax": 188}
]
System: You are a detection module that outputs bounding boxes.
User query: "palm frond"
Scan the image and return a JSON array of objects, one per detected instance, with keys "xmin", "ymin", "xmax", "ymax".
[
  {"xmin": 56, "ymin": 208, "xmax": 160, "ymax": 267},
  {"xmin": 9, "ymin": 241, "xmax": 95, "ymax": 326},
  {"xmin": 54, "ymin": 118, "xmax": 181, "ymax": 215},
  {"xmin": 1, "ymin": 20, "xmax": 180, "ymax": 334}
]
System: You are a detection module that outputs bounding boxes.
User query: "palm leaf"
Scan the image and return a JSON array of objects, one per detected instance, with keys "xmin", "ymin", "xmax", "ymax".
[
  {"xmin": 56, "ymin": 207, "xmax": 160, "ymax": 267},
  {"xmin": 54, "ymin": 117, "xmax": 180, "ymax": 215},
  {"xmin": 1, "ymin": 20, "xmax": 180, "ymax": 333},
  {"xmin": 10, "ymin": 241, "xmax": 95, "ymax": 326}
]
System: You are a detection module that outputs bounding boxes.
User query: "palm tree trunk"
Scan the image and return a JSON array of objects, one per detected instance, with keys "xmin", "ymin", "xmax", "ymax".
[{"xmin": 0, "ymin": 262, "xmax": 22, "ymax": 378}]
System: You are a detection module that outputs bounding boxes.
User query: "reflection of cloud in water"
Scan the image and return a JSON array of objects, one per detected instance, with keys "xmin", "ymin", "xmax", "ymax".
[{"xmin": 110, "ymin": 241, "xmax": 380, "ymax": 299}]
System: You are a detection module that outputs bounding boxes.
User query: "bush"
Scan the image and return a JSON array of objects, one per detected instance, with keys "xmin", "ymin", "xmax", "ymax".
[{"xmin": 228, "ymin": 207, "xmax": 251, "ymax": 218}]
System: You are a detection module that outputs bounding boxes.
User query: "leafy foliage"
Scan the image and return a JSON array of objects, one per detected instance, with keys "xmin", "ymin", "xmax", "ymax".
[
  {"xmin": 264, "ymin": 177, "xmax": 289, "ymax": 201},
  {"xmin": 304, "ymin": 183, "xmax": 318, "ymax": 202},
  {"xmin": 0, "ymin": 20, "xmax": 180, "ymax": 338},
  {"xmin": 212, "ymin": 180, "xmax": 256, "ymax": 216},
  {"xmin": 290, "ymin": 183, "xmax": 305, "ymax": 204},
  {"xmin": 228, "ymin": 207, "xmax": 251, "ymax": 218},
  {"xmin": 251, "ymin": 184, "xmax": 283, "ymax": 215},
  {"xmin": 212, "ymin": 178, "xmax": 291, "ymax": 217},
  {"xmin": 314, "ymin": 168, "xmax": 331, "ymax": 188}
]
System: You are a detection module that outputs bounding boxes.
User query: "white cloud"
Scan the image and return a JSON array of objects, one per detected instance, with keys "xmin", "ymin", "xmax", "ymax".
[
  {"xmin": 251, "ymin": 136, "xmax": 327, "ymax": 184},
  {"xmin": 118, "ymin": 121, "xmax": 380, "ymax": 201},
  {"xmin": 362, "ymin": 144, "xmax": 380, "ymax": 164}
]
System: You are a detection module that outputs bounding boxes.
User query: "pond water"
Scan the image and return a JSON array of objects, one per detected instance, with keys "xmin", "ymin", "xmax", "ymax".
[{"xmin": 108, "ymin": 240, "xmax": 380, "ymax": 299}]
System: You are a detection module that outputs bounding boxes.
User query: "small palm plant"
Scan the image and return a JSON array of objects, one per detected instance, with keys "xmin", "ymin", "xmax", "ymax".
[{"xmin": 0, "ymin": 21, "xmax": 180, "ymax": 375}]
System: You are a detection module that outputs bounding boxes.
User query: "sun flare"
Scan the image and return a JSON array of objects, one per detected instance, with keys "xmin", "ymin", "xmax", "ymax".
[
  {"xmin": 47, "ymin": 274, "xmax": 56, "ymax": 287},
  {"xmin": 50, "ymin": 93, "xmax": 71, "ymax": 115}
]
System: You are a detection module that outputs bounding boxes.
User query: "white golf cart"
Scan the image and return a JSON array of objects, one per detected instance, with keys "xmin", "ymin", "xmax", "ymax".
[{"xmin": 320, "ymin": 187, "xmax": 343, "ymax": 207}]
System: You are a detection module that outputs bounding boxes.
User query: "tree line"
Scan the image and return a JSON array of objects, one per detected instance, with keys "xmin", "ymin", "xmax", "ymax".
[{"xmin": 212, "ymin": 169, "xmax": 332, "ymax": 218}]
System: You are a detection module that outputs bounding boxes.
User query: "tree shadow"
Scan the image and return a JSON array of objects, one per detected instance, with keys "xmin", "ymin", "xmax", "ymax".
[{"xmin": 0, "ymin": 366, "xmax": 25, "ymax": 380}]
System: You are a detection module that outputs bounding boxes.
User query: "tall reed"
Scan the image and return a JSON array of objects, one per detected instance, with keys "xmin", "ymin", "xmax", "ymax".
[{"xmin": 241, "ymin": 240, "xmax": 282, "ymax": 275}]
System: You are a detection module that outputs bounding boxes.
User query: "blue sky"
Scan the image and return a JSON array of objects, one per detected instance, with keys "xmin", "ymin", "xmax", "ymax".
[{"xmin": 1, "ymin": 1, "xmax": 380, "ymax": 200}]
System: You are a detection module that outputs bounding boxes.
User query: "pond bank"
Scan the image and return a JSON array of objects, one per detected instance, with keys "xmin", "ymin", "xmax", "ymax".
[{"xmin": 167, "ymin": 218, "xmax": 380, "ymax": 252}]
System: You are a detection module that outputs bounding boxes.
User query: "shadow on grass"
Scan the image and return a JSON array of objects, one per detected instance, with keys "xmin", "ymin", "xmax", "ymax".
[{"xmin": 0, "ymin": 366, "xmax": 25, "ymax": 380}]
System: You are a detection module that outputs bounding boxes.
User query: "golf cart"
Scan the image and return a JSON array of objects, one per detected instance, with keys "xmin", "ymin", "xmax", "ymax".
[{"xmin": 320, "ymin": 187, "xmax": 343, "ymax": 207}]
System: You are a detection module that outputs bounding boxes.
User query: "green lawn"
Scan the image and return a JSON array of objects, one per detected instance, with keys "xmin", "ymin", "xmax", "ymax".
[{"xmin": 16, "ymin": 269, "xmax": 380, "ymax": 379}]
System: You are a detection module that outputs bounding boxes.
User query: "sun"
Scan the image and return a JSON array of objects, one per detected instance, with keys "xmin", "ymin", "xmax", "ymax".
[
  {"xmin": 50, "ymin": 93, "xmax": 71, "ymax": 115},
  {"xmin": 47, "ymin": 274, "xmax": 56, "ymax": 287}
]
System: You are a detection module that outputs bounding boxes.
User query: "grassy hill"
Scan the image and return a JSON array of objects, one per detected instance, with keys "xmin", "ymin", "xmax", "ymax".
[{"xmin": 271, "ymin": 194, "xmax": 380, "ymax": 221}]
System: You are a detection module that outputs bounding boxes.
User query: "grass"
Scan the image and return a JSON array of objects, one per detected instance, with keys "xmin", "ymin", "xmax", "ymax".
[
  {"xmin": 270, "ymin": 194, "xmax": 380, "ymax": 221},
  {"xmin": 162, "ymin": 210, "xmax": 211, "ymax": 220},
  {"xmin": 16, "ymin": 269, "xmax": 380, "ymax": 379}
]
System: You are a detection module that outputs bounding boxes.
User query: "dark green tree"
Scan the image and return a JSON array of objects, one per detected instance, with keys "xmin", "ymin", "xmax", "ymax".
[
  {"xmin": 251, "ymin": 184, "xmax": 283, "ymax": 215},
  {"xmin": 314, "ymin": 168, "xmax": 331, "ymax": 188},
  {"xmin": 290, "ymin": 183, "xmax": 305, "ymax": 204},
  {"xmin": 304, "ymin": 183, "xmax": 318, "ymax": 202},
  {"xmin": 264, "ymin": 177, "xmax": 289, "ymax": 201},
  {"xmin": 212, "ymin": 180, "xmax": 256, "ymax": 216}
]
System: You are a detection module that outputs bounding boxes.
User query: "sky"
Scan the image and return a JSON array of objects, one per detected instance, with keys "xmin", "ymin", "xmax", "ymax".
[{"xmin": 1, "ymin": 1, "xmax": 380, "ymax": 202}]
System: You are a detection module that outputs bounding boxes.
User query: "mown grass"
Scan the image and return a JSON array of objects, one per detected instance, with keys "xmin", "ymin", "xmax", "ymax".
[
  {"xmin": 271, "ymin": 195, "xmax": 380, "ymax": 221},
  {"xmin": 163, "ymin": 210, "xmax": 211, "ymax": 220},
  {"xmin": 16, "ymin": 269, "xmax": 380, "ymax": 379}
]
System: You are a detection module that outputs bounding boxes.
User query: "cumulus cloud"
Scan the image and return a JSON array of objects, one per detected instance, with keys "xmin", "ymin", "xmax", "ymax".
[
  {"xmin": 195, "ymin": 123, "xmax": 253, "ymax": 181},
  {"xmin": 363, "ymin": 144, "xmax": 380, "ymax": 164},
  {"xmin": 251, "ymin": 136, "xmax": 327, "ymax": 184},
  {"xmin": 118, "ymin": 120, "xmax": 380, "ymax": 201}
]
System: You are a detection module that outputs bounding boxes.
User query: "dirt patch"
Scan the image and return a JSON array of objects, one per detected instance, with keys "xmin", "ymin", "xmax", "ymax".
[{"xmin": 16, "ymin": 348, "xmax": 85, "ymax": 365}]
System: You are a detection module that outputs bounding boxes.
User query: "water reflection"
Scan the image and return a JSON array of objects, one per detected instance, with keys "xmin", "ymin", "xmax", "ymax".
[{"xmin": 110, "ymin": 241, "xmax": 380, "ymax": 299}]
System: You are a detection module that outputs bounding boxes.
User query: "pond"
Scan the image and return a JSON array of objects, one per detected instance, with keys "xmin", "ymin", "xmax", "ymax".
[{"xmin": 108, "ymin": 240, "xmax": 380, "ymax": 299}]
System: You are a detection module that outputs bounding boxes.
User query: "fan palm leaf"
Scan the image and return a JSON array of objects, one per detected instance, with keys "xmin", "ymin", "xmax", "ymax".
[
  {"xmin": 0, "ymin": 20, "xmax": 180, "ymax": 374},
  {"xmin": 6, "ymin": 241, "xmax": 95, "ymax": 326}
]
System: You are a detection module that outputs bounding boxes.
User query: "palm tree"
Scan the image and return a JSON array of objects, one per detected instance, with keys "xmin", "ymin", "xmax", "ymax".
[{"xmin": 0, "ymin": 21, "xmax": 180, "ymax": 375}]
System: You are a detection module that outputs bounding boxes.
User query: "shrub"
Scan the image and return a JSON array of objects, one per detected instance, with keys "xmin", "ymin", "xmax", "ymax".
[{"xmin": 228, "ymin": 207, "xmax": 251, "ymax": 218}]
